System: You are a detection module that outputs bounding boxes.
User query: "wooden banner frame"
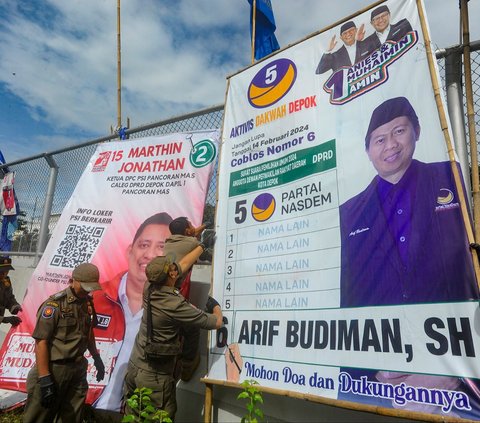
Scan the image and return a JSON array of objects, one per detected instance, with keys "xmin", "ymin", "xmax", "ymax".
[{"xmin": 201, "ymin": 377, "xmax": 471, "ymax": 423}]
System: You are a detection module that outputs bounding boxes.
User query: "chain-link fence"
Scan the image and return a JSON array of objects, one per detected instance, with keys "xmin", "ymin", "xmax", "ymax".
[
  {"xmin": 0, "ymin": 42, "xmax": 479, "ymax": 259},
  {"xmin": 469, "ymin": 49, "xmax": 480, "ymax": 141},
  {"xmin": 0, "ymin": 105, "xmax": 223, "ymax": 258},
  {"xmin": 436, "ymin": 40, "xmax": 480, "ymax": 164}
]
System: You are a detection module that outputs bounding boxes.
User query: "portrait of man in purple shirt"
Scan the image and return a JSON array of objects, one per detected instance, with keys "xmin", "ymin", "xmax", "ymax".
[
  {"xmin": 340, "ymin": 96, "xmax": 478, "ymax": 307},
  {"xmin": 338, "ymin": 96, "xmax": 480, "ymax": 416}
]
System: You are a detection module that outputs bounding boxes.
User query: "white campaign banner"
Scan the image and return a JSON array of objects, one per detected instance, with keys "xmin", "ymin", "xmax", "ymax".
[
  {"xmin": 0, "ymin": 131, "xmax": 218, "ymax": 406},
  {"xmin": 208, "ymin": 0, "xmax": 480, "ymax": 419}
]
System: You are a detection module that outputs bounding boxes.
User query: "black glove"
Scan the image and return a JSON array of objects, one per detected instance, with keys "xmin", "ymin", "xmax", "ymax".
[
  {"xmin": 39, "ymin": 374, "xmax": 56, "ymax": 409},
  {"xmin": 93, "ymin": 354, "xmax": 105, "ymax": 382},
  {"xmin": 11, "ymin": 304, "xmax": 22, "ymax": 315},
  {"xmin": 3, "ymin": 316, "xmax": 21, "ymax": 326},
  {"xmin": 200, "ymin": 230, "xmax": 216, "ymax": 250},
  {"xmin": 205, "ymin": 296, "xmax": 220, "ymax": 313},
  {"xmin": 199, "ymin": 248, "xmax": 213, "ymax": 262}
]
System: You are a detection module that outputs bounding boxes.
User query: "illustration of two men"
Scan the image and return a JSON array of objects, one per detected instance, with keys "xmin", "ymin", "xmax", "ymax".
[{"xmin": 316, "ymin": 5, "xmax": 413, "ymax": 74}]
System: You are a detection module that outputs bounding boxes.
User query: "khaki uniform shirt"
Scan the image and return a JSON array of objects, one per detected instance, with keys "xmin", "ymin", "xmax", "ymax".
[
  {"xmin": 164, "ymin": 235, "xmax": 201, "ymax": 259},
  {"xmin": 129, "ymin": 283, "xmax": 217, "ymax": 373},
  {"xmin": 32, "ymin": 287, "xmax": 96, "ymax": 362},
  {"xmin": 0, "ymin": 276, "xmax": 21, "ymax": 321},
  {"xmin": 164, "ymin": 234, "xmax": 201, "ymax": 288}
]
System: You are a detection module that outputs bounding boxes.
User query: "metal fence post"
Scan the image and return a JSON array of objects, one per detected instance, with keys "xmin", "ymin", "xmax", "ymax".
[
  {"xmin": 35, "ymin": 154, "xmax": 59, "ymax": 265},
  {"xmin": 444, "ymin": 47, "xmax": 472, "ymax": 202}
]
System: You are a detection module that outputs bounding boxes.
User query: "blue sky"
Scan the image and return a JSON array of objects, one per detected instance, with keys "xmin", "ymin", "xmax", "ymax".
[{"xmin": 1, "ymin": 0, "xmax": 479, "ymax": 163}]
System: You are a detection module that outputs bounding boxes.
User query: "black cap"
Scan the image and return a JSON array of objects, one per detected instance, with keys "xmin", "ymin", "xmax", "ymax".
[
  {"xmin": 365, "ymin": 97, "xmax": 419, "ymax": 148},
  {"xmin": 0, "ymin": 257, "xmax": 14, "ymax": 271},
  {"xmin": 371, "ymin": 5, "xmax": 390, "ymax": 20},
  {"xmin": 340, "ymin": 21, "xmax": 356, "ymax": 34}
]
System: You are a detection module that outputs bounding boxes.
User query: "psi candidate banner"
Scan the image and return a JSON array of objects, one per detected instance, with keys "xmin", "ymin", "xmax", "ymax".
[
  {"xmin": 0, "ymin": 130, "xmax": 218, "ymax": 406},
  {"xmin": 207, "ymin": 0, "xmax": 480, "ymax": 419}
]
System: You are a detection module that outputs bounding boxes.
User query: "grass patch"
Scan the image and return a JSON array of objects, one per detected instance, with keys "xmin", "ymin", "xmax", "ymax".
[
  {"xmin": 0, "ymin": 407, "xmax": 22, "ymax": 423},
  {"xmin": 0, "ymin": 405, "xmax": 122, "ymax": 423}
]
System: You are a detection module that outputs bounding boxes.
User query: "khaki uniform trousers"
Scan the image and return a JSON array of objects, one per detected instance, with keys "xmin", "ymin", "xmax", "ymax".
[
  {"xmin": 23, "ymin": 358, "xmax": 88, "ymax": 423},
  {"xmin": 123, "ymin": 361, "xmax": 176, "ymax": 419}
]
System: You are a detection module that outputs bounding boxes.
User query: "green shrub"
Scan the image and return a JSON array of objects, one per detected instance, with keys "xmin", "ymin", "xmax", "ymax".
[
  {"xmin": 122, "ymin": 387, "xmax": 172, "ymax": 423},
  {"xmin": 237, "ymin": 380, "xmax": 264, "ymax": 423}
]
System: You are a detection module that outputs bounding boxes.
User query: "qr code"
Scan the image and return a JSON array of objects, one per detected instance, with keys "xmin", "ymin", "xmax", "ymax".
[{"xmin": 50, "ymin": 224, "xmax": 105, "ymax": 268}]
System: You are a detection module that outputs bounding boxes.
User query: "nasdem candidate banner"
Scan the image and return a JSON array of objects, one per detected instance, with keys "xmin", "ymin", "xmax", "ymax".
[{"xmin": 208, "ymin": 0, "xmax": 480, "ymax": 420}]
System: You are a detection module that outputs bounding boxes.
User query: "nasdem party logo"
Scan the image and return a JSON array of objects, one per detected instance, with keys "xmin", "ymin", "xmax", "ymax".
[
  {"xmin": 435, "ymin": 188, "xmax": 459, "ymax": 212},
  {"xmin": 248, "ymin": 59, "xmax": 297, "ymax": 109},
  {"xmin": 251, "ymin": 193, "xmax": 276, "ymax": 222},
  {"xmin": 437, "ymin": 188, "xmax": 454, "ymax": 205}
]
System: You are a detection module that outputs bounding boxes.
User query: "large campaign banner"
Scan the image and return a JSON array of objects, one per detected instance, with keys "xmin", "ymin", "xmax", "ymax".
[
  {"xmin": 0, "ymin": 131, "xmax": 218, "ymax": 407},
  {"xmin": 207, "ymin": 0, "xmax": 480, "ymax": 419}
]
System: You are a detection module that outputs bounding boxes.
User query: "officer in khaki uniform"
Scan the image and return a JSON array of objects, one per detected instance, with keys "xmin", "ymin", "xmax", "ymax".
[
  {"xmin": 0, "ymin": 256, "xmax": 22, "ymax": 327},
  {"xmin": 164, "ymin": 217, "xmax": 216, "ymax": 382},
  {"xmin": 123, "ymin": 247, "xmax": 223, "ymax": 420},
  {"xmin": 23, "ymin": 263, "xmax": 106, "ymax": 423}
]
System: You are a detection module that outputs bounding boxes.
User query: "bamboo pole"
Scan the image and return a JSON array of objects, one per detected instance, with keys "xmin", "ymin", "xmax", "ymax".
[
  {"xmin": 204, "ymin": 383, "xmax": 213, "ymax": 423},
  {"xmin": 461, "ymin": 0, "xmax": 480, "ymax": 241},
  {"xmin": 416, "ymin": 0, "xmax": 480, "ymax": 287},
  {"xmin": 251, "ymin": 0, "xmax": 256, "ymax": 64},
  {"xmin": 117, "ymin": 0, "xmax": 122, "ymax": 129}
]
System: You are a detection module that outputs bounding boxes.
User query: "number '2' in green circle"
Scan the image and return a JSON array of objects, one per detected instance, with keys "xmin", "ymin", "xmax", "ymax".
[{"xmin": 189, "ymin": 139, "xmax": 217, "ymax": 168}]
